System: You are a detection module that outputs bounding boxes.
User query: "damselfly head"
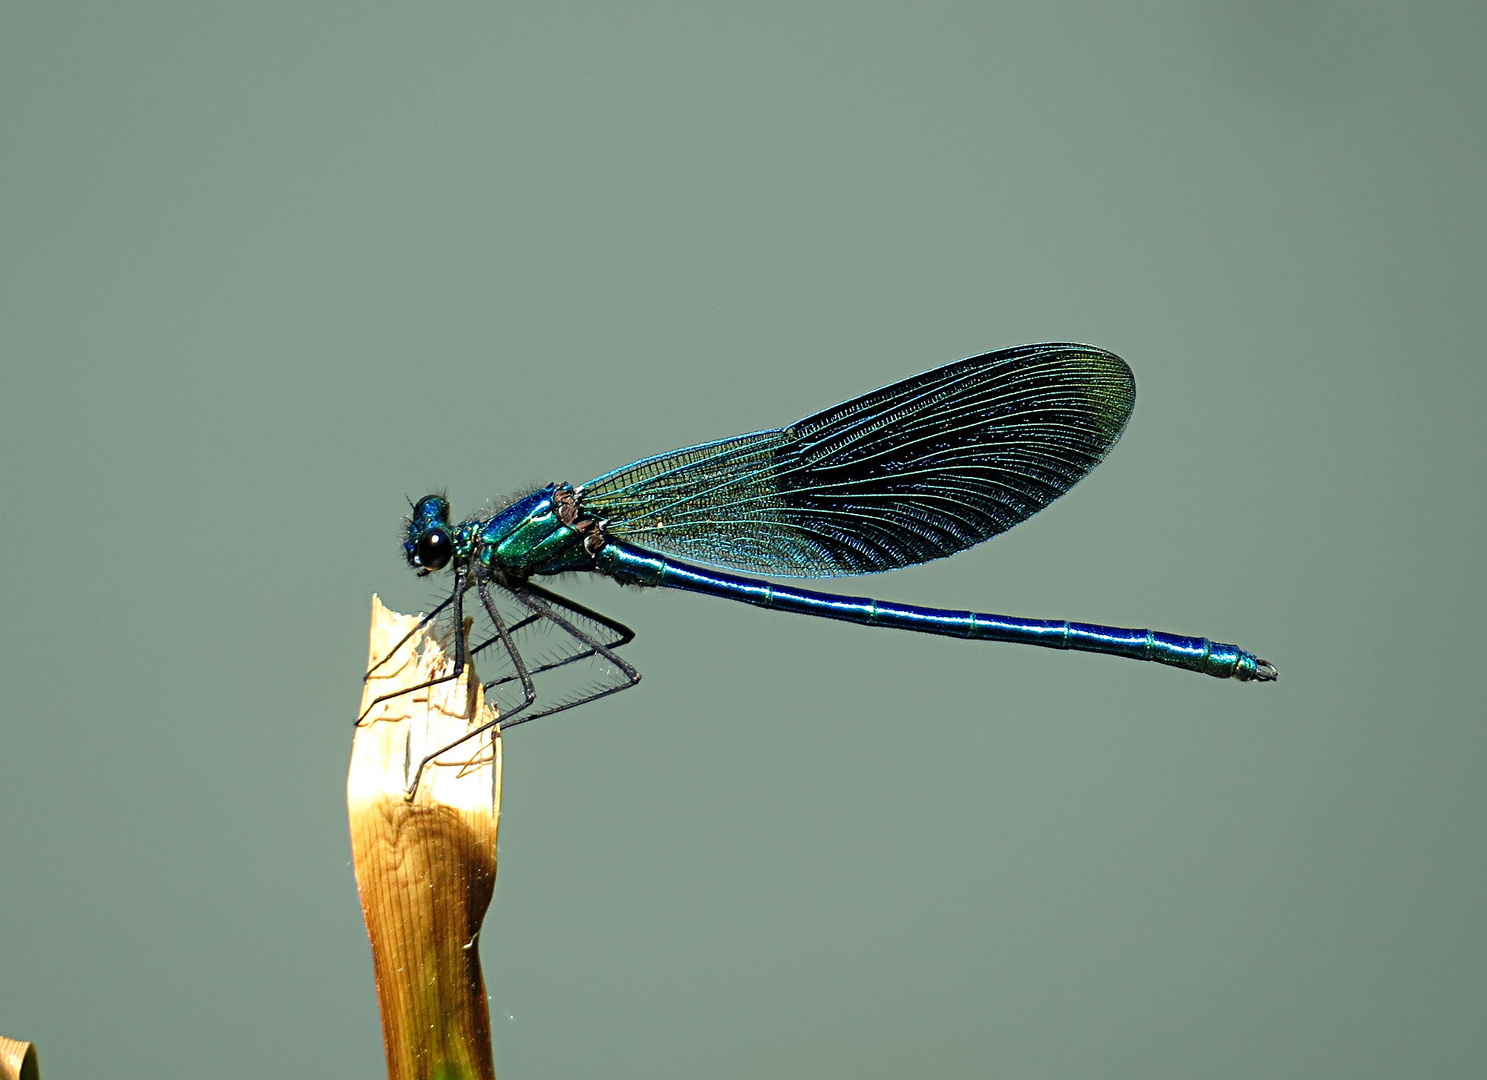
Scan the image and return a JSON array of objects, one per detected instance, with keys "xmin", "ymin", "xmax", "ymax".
[{"xmin": 404, "ymin": 493, "xmax": 453, "ymax": 574}]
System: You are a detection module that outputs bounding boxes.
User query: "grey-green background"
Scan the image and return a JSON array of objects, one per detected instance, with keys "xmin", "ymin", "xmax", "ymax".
[{"xmin": 2, "ymin": 2, "xmax": 1482, "ymax": 1077}]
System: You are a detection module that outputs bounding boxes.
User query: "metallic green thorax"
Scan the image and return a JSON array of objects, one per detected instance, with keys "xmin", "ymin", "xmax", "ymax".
[{"xmin": 461, "ymin": 484, "xmax": 596, "ymax": 578}]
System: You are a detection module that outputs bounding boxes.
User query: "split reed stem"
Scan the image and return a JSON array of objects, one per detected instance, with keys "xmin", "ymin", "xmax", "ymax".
[{"xmin": 349, "ymin": 596, "xmax": 502, "ymax": 1080}]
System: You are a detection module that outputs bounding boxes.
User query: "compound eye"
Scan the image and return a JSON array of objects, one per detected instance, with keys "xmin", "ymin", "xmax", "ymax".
[{"xmin": 414, "ymin": 528, "xmax": 452, "ymax": 571}]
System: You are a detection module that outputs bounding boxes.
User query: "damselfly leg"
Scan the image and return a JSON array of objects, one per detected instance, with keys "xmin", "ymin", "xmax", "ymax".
[
  {"xmin": 493, "ymin": 584, "xmax": 641, "ymax": 731},
  {"xmin": 401, "ymin": 580, "xmax": 538, "ymax": 795},
  {"xmin": 360, "ymin": 576, "xmax": 642, "ymax": 795},
  {"xmin": 357, "ymin": 579, "xmax": 467, "ymax": 724}
]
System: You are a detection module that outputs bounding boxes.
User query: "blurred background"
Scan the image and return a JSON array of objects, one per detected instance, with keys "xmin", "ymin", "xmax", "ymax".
[{"xmin": 1, "ymin": 2, "xmax": 1482, "ymax": 1077}]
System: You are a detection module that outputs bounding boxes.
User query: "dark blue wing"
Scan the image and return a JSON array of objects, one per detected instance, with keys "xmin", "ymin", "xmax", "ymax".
[{"xmin": 579, "ymin": 343, "xmax": 1135, "ymax": 577}]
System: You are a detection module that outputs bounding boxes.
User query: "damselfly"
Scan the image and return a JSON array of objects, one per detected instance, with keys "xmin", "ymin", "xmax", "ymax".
[{"xmin": 364, "ymin": 344, "xmax": 1274, "ymax": 776}]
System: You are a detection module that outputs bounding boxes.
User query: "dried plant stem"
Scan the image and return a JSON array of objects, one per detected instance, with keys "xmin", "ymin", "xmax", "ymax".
[
  {"xmin": 0, "ymin": 1036, "xmax": 38, "ymax": 1080},
  {"xmin": 349, "ymin": 596, "xmax": 502, "ymax": 1080}
]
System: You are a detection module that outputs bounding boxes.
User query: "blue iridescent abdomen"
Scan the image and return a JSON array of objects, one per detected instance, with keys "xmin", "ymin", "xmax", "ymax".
[{"xmin": 595, "ymin": 540, "xmax": 1271, "ymax": 681}]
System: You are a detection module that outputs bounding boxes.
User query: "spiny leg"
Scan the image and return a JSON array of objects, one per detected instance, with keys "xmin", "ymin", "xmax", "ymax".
[
  {"xmin": 479, "ymin": 582, "xmax": 636, "ymax": 689},
  {"xmin": 475, "ymin": 580, "xmax": 539, "ymax": 725},
  {"xmin": 357, "ymin": 570, "xmax": 471, "ymax": 725},
  {"xmin": 521, "ymin": 580, "xmax": 637, "ymax": 648},
  {"xmin": 471, "ymin": 580, "xmax": 636, "ymax": 655},
  {"xmin": 495, "ymin": 586, "xmax": 642, "ymax": 732},
  {"xmin": 361, "ymin": 593, "xmax": 453, "ymax": 684},
  {"xmin": 468, "ymin": 609, "xmax": 544, "ymax": 682},
  {"xmin": 404, "ymin": 578, "xmax": 540, "ymax": 797}
]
